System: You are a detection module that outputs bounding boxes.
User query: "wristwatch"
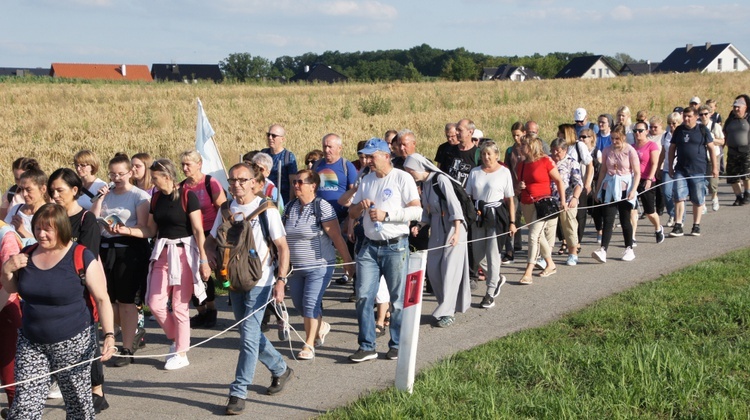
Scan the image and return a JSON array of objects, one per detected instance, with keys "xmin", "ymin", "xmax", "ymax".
[{"xmin": 384, "ymin": 212, "xmax": 390, "ymax": 222}]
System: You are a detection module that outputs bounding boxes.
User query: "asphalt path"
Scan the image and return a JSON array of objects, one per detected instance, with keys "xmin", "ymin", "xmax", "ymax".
[{"xmin": 3, "ymin": 185, "xmax": 749, "ymax": 419}]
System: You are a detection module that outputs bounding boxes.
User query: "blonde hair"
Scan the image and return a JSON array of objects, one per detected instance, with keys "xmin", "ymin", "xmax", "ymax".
[
  {"xmin": 520, "ymin": 135, "xmax": 546, "ymax": 161},
  {"xmin": 74, "ymin": 149, "xmax": 100, "ymax": 175},
  {"xmin": 179, "ymin": 150, "xmax": 203, "ymax": 165}
]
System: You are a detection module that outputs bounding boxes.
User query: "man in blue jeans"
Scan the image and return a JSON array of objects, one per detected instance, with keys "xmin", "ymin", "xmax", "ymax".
[
  {"xmin": 668, "ymin": 107, "xmax": 719, "ymax": 237},
  {"xmin": 348, "ymin": 138, "xmax": 421, "ymax": 362},
  {"xmin": 207, "ymin": 163, "xmax": 292, "ymax": 415}
]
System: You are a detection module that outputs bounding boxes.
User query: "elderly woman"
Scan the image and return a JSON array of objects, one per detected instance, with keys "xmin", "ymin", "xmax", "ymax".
[
  {"xmin": 592, "ymin": 124, "xmax": 640, "ymax": 263},
  {"xmin": 179, "ymin": 150, "xmax": 227, "ymax": 329},
  {"xmin": 631, "ymin": 121, "xmax": 665, "ymax": 245},
  {"xmin": 404, "ymin": 153, "xmax": 471, "ymax": 324},
  {"xmin": 1, "ymin": 203, "xmax": 116, "ymax": 419},
  {"xmin": 119, "ymin": 159, "xmax": 210, "ymax": 370},
  {"xmin": 252, "ymin": 152, "xmax": 284, "ymax": 213},
  {"xmin": 549, "ymin": 138, "xmax": 583, "ymax": 266},
  {"xmin": 657, "ymin": 112, "xmax": 684, "ymax": 227},
  {"xmin": 517, "ymin": 135, "xmax": 566, "ymax": 285},
  {"xmin": 463, "ymin": 143, "xmax": 515, "ymax": 309},
  {"xmin": 73, "ymin": 150, "xmax": 108, "ymax": 210},
  {"xmin": 91, "ymin": 153, "xmax": 151, "ymax": 367},
  {"xmin": 283, "ymin": 169, "xmax": 353, "ymax": 359},
  {"xmin": 557, "ymin": 123, "xmax": 592, "ymax": 256}
]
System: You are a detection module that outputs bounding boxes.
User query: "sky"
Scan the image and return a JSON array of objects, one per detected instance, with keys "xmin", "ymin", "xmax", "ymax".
[{"xmin": 3, "ymin": 0, "xmax": 750, "ymax": 68}]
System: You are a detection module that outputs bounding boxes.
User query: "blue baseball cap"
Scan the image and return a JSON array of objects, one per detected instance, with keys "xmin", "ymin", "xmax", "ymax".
[{"xmin": 358, "ymin": 137, "xmax": 390, "ymax": 155}]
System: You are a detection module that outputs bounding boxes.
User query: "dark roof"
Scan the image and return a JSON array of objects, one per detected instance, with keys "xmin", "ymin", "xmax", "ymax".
[
  {"xmin": 654, "ymin": 43, "xmax": 731, "ymax": 73},
  {"xmin": 619, "ymin": 62, "xmax": 659, "ymax": 76},
  {"xmin": 290, "ymin": 64, "xmax": 348, "ymax": 83},
  {"xmin": 0, "ymin": 67, "xmax": 50, "ymax": 77},
  {"xmin": 151, "ymin": 64, "xmax": 223, "ymax": 82},
  {"xmin": 482, "ymin": 67, "xmax": 498, "ymax": 79},
  {"xmin": 491, "ymin": 64, "xmax": 542, "ymax": 80},
  {"xmin": 555, "ymin": 55, "xmax": 618, "ymax": 79}
]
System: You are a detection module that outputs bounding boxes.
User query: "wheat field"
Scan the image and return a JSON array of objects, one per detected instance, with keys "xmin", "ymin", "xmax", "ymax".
[{"xmin": 1, "ymin": 71, "xmax": 748, "ymax": 187}]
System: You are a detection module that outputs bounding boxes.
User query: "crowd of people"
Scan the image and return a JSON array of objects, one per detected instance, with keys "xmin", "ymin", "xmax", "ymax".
[{"xmin": 1, "ymin": 93, "xmax": 749, "ymax": 417}]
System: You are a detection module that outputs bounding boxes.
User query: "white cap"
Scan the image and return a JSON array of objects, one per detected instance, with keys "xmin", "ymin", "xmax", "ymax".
[
  {"xmin": 690, "ymin": 96, "xmax": 701, "ymax": 105},
  {"xmin": 472, "ymin": 129, "xmax": 484, "ymax": 139},
  {"xmin": 574, "ymin": 108, "xmax": 587, "ymax": 121}
]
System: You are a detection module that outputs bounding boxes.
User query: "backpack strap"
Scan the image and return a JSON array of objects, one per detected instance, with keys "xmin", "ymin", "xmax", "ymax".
[
  {"xmin": 474, "ymin": 148, "xmax": 481, "ymax": 166},
  {"xmin": 73, "ymin": 244, "xmax": 86, "ymax": 286},
  {"xmin": 431, "ymin": 175, "xmax": 448, "ymax": 232},
  {"xmin": 80, "ymin": 187, "xmax": 95, "ymax": 199},
  {"xmin": 204, "ymin": 174, "xmax": 213, "ymax": 199}
]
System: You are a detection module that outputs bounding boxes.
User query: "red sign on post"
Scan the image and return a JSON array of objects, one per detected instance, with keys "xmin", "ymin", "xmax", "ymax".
[{"xmin": 403, "ymin": 270, "xmax": 423, "ymax": 309}]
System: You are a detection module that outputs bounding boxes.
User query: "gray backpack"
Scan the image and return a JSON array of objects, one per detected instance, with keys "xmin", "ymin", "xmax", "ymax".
[{"xmin": 215, "ymin": 197, "xmax": 276, "ymax": 292}]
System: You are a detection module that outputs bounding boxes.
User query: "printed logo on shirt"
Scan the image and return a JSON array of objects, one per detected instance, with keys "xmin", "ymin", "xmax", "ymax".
[
  {"xmin": 382, "ymin": 188, "xmax": 393, "ymax": 201},
  {"xmin": 317, "ymin": 168, "xmax": 340, "ymax": 192}
]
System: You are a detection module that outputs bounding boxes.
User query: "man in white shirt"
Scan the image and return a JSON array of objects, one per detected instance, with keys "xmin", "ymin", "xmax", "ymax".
[{"xmin": 348, "ymin": 138, "xmax": 421, "ymax": 363}]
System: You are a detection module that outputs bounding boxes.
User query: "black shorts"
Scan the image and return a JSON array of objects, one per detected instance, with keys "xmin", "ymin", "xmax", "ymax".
[
  {"xmin": 726, "ymin": 148, "xmax": 750, "ymax": 184},
  {"xmin": 101, "ymin": 245, "xmax": 150, "ymax": 304},
  {"xmin": 637, "ymin": 180, "xmax": 656, "ymax": 215}
]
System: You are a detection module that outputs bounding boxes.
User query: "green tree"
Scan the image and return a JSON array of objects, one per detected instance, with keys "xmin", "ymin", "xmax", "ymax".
[
  {"xmin": 220, "ymin": 53, "xmax": 272, "ymax": 82},
  {"xmin": 441, "ymin": 55, "xmax": 479, "ymax": 81},
  {"xmin": 403, "ymin": 62, "xmax": 422, "ymax": 82}
]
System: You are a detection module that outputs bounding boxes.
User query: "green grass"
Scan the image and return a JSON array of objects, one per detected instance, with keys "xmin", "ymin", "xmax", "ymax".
[{"xmin": 321, "ymin": 249, "xmax": 750, "ymax": 419}]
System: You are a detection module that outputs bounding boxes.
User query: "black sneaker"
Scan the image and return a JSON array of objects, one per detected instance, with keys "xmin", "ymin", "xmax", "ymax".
[
  {"xmin": 1, "ymin": 408, "xmax": 9, "ymax": 419},
  {"xmin": 260, "ymin": 322, "xmax": 270, "ymax": 333},
  {"xmin": 501, "ymin": 254, "xmax": 514, "ymax": 263},
  {"xmin": 385, "ymin": 347, "xmax": 399, "ymax": 360},
  {"xmin": 225, "ymin": 396, "xmax": 245, "ymax": 415},
  {"xmin": 480, "ymin": 295, "xmax": 495, "ymax": 309},
  {"xmin": 113, "ymin": 348, "xmax": 134, "ymax": 367},
  {"xmin": 669, "ymin": 224, "xmax": 684, "ymax": 237},
  {"xmin": 189, "ymin": 312, "xmax": 206, "ymax": 328},
  {"xmin": 335, "ymin": 274, "xmax": 350, "ymax": 285},
  {"xmin": 267, "ymin": 367, "xmax": 293, "ymax": 395},
  {"xmin": 132, "ymin": 327, "xmax": 146, "ymax": 351},
  {"xmin": 690, "ymin": 225, "xmax": 701, "ymax": 236},
  {"xmin": 655, "ymin": 228, "xmax": 665, "ymax": 244},
  {"xmin": 92, "ymin": 393, "xmax": 109, "ymax": 414},
  {"xmin": 349, "ymin": 349, "xmax": 377, "ymax": 363}
]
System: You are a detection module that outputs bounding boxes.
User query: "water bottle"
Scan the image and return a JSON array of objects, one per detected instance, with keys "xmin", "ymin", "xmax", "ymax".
[
  {"xmin": 371, "ymin": 204, "xmax": 383, "ymax": 232},
  {"xmin": 249, "ymin": 249, "xmax": 258, "ymax": 259}
]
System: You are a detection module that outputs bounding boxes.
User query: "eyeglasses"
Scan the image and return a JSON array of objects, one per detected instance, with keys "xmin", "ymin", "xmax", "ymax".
[
  {"xmin": 699, "ymin": 112, "xmax": 709, "ymax": 116},
  {"xmin": 634, "ymin": 129, "xmax": 647, "ymax": 133},
  {"xmin": 293, "ymin": 179, "xmax": 313, "ymax": 185},
  {"xmin": 267, "ymin": 132, "xmax": 283, "ymax": 139},
  {"xmin": 108, "ymin": 172, "xmax": 130, "ymax": 179},
  {"xmin": 578, "ymin": 135, "xmax": 590, "ymax": 139},
  {"xmin": 74, "ymin": 163, "xmax": 90, "ymax": 168},
  {"xmin": 227, "ymin": 178, "xmax": 250, "ymax": 185}
]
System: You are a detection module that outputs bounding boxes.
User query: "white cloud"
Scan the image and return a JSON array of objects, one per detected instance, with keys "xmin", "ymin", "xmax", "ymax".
[{"xmin": 610, "ymin": 5, "xmax": 633, "ymax": 21}]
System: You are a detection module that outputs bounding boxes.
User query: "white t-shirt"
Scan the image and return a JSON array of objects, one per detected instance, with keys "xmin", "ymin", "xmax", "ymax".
[
  {"xmin": 209, "ymin": 196, "xmax": 286, "ymax": 288},
  {"xmin": 351, "ymin": 168, "xmax": 420, "ymax": 241},
  {"xmin": 100, "ymin": 186, "xmax": 150, "ymax": 239},
  {"xmin": 77, "ymin": 178, "xmax": 107, "ymax": 210},
  {"xmin": 465, "ymin": 165, "xmax": 514, "ymax": 203},
  {"xmin": 4, "ymin": 204, "xmax": 32, "ymax": 235}
]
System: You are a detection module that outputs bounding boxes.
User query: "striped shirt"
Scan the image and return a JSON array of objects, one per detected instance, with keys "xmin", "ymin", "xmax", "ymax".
[{"xmin": 284, "ymin": 198, "xmax": 337, "ymax": 269}]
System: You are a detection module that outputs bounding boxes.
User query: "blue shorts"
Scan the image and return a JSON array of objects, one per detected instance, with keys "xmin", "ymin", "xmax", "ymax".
[{"xmin": 672, "ymin": 172, "xmax": 706, "ymax": 206}]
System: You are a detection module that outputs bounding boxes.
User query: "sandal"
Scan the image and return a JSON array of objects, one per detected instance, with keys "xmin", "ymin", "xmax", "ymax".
[
  {"xmin": 375, "ymin": 324, "xmax": 386, "ymax": 337},
  {"xmin": 539, "ymin": 267, "xmax": 557, "ymax": 278},
  {"xmin": 384, "ymin": 313, "xmax": 391, "ymax": 327},
  {"xmin": 315, "ymin": 321, "xmax": 331, "ymax": 347},
  {"xmin": 520, "ymin": 275, "xmax": 533, "ymax": 285},
  {"xmin": 557, "ymin": 243, "xmax": 567, "ymax": 255},
  {"xmin": 298, "ymin": 344, "xmax": 315, "ymax": 360}
]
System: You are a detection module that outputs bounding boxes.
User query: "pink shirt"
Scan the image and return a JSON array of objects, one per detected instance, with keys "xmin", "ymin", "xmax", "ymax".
[
  {"xmin": 181, "ymin": 175, "xmax": 222, "ymax": 232},
  {"xmin": 602, "ymin": 144, "xmax": 639, "ymax": 190},
  {"xmin": 634, "ymin": 141, "xmax": 659, "ymax": 181},
  {"xmin": 0, "ymin": 230, "xmax": 21, "ymax": 305}
]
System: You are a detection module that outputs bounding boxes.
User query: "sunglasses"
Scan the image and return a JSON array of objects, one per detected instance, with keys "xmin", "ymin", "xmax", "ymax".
[
  {"xmin": 149, "ymin": 161, "xmax": 168, "ymax": 172},
  {"xmin": 699, "ymin": 112, "xmax": 709, "ymax": 116},
  {"xmin": 579, "ymin": 135, "xmax": 590, "ymax": 139},
  {"xmin": 267, "ymin": 132, "xmax": 283, "ymax": 139},
  {"xmin": 634, "ymin": 128, "xmax": 647, "ymax": 133},
  {"xmin": 293, "ymin": 179, "xmax": 313, "ymax": 185}
]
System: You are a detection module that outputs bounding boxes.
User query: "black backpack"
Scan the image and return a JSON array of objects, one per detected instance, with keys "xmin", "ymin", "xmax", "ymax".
[{"xmin": 431, "ymin": 174, "xmax": 477, "ymax": 227}]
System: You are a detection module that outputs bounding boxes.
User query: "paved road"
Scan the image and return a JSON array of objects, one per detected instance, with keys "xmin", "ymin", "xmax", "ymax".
[{"xmin": 3, "ymin": 186, "xmax": 749, "ymax": 419}]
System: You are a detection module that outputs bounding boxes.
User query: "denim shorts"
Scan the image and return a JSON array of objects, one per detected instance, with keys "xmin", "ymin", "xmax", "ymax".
[{"xmin": 672, "ymin": 172, "xmax": 705, "ymax": 206}]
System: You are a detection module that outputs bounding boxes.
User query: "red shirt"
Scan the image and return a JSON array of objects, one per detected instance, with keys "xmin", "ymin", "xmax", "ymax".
[{"xmin": 517, "ymin": 157, "xmax": 555, "ymax": 204}]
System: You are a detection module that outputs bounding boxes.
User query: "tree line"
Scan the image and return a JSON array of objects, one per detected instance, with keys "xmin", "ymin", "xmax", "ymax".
[{"xmin": 219, "ymin": 44, "xmax": 642, "ymax": 83}]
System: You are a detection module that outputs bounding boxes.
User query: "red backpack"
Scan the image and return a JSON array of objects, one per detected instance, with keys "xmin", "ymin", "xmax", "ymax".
[{"xmin": 23, "ymin": 243, "xmax": 99, "ymax": 322}]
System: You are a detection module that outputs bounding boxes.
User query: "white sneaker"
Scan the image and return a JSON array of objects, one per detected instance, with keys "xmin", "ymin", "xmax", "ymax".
[
  {"xmin": 666, "ymin": 216, "xmax": 675, "ymax": 227},
  {"xmin": 701, "ymin": 205, "xmax": 707, "ymax": 215},
  {"xmin": 164, "ymin": 353, "xmax": 189, "ymax": 370},
  {"xmin": 712, "ymin": 197, "xmax": 720, "ymax": 211},
  {"xmin": 534, "ymin": 258, "xmax": 547, "ymax": 270},
  {"xmin": 591, "ymin": 248, "xmax": 607, "ymax": 263},
  {"xmin": 47, "ymin": 380, "xmax": 62, "ymax": 399},
  {"xmin": 622, "ymin": 247, "xmax": 635, "ymax": 262},
  {"xmin": 165, "ymin": 342, "xmax": 177, "ymax": 362}
]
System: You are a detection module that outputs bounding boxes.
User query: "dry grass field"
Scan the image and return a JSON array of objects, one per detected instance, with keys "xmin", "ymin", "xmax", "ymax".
[{"xmin": 1, "ymin": 71, "xmax": 748, "ymax": 187}]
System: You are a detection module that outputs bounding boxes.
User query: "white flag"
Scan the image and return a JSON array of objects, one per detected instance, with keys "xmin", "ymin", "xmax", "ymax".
[{"xmin": 195, "ymin": 98, "xmax": 229, "ymax": 191}]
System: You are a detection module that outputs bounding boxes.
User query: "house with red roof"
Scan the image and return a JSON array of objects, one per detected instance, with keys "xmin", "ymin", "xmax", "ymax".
[{"xmin": 50, "ymin": 63, "xmax": 153, "ymax": 81}]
